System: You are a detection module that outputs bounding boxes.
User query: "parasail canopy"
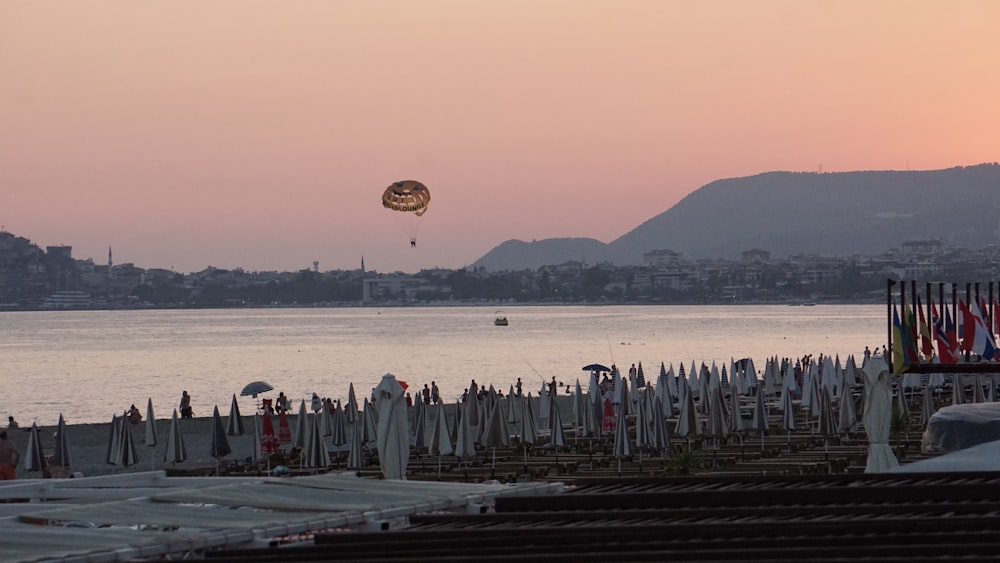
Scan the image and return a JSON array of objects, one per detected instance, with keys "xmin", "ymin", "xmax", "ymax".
[{"xmin": 382, "ymin": 180, "xmax": 430, "ymax": 217}]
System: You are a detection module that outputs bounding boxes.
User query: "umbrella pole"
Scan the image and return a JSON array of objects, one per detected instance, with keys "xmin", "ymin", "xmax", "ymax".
[{"xmin": 437, "ymin": 453, "xmax": 442, "ymax": 481}]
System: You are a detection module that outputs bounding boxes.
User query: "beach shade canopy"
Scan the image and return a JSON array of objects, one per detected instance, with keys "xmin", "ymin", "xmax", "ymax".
[
  {"xmin": 583, "ymin": 363, "xmax": 611, "ymax": 373},
  {"xmin": 145, "ymin": 398, "xmax": 158, "ymax": 447},
  {"xmin": 863, "ymin": 357, "xmax": 899, "ymax": 472},
  {"xmin": 227, "ymin": 394, "xmax": 244, "ymax": 436},
  {"xmin": 23, "ymin": 422, "xmax": 46, "ymax": 473},
  {"xmin": 164, "ymin": 409, "xmax": 188, "ymax": 464},
  {"xmin": 376, "ymin": 373, "xmax": 410, "ymax": 480},
  {"xmin": 52, "ymin": 413, "xmax": 72, "ymax": 469},
  {"xmin": 211, "ymin": 405, "xmax": 232, "ymax": 459},
  {"xmin": 240, "ymin": 381, "xmax": 274, "ymax": 398}
]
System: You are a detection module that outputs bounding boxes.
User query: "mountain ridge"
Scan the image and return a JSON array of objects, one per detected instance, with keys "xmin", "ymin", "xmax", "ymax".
[{"xmin": 474, "ymin": 163, "xmax": 1000, "ymax": 271}]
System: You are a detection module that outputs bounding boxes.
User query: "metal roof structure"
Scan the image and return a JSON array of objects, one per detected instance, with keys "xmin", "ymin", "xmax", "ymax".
[
  {"xmin": 0, "ymin": 471, "xmax": 561, "ymax": 562},
  {"xmin": 204, "ymin": 471, "xmax": 1000, "ymax": 562}
]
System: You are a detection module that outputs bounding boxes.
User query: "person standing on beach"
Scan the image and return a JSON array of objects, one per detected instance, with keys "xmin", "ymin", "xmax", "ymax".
[
  {"xmin": 311, "ymin": 392, "xmax": 322, "ymax": 413},
  {"xmin": 0, "ymin": 431, "xmax": 19, "ymax": 480},
  {"xmin": 431, "ymin": 381, "xmax": 440, "ymax": 404},
  {"xmin": 7, "ymin": 416, "xmax": 17, "ymax": 430},
  {"xmin": 179, "ymin": 390, "xmax": 193, "ymax": 418}
]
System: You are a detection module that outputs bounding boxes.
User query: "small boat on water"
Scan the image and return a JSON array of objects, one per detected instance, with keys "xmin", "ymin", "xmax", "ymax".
[{"xmin": 494, "ymin": 311, "xmax": 508, "ymax": 326}]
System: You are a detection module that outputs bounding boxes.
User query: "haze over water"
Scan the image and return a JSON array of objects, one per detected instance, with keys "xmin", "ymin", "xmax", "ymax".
[{"xmin": 2, "ymin": 305, "xmax": 882, "ymax": 425}]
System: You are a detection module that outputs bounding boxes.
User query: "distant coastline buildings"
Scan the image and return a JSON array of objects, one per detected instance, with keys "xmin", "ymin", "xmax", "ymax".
[{"xmin": 1, "ymin": 228, "xmax": 996, "ymax": 310}]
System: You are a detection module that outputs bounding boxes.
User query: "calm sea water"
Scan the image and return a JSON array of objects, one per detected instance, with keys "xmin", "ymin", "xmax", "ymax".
[{"xmin": 1, "ymin": 305, "xmax": 884, "ymax": 425}]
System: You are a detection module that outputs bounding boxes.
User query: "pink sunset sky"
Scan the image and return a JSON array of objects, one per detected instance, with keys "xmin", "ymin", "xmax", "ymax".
[{"xmin": 2, "ymin": 1, "xmax": 998, "ymax": 274}]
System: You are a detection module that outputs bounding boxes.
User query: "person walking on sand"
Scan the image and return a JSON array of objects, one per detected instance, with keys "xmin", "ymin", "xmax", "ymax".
[
  {"xmin": 311, "ymin": 392, "xmax": 322, "ymax": 413},
  {"xmin": 0, "ymin": 430, "xmax": 19, "ymax": 480}
]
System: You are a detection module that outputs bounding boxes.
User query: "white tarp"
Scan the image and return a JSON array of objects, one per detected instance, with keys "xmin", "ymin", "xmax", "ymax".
[{"xmin": 922, "ymin": 402, "xmax": 1000, "ymax": 453}]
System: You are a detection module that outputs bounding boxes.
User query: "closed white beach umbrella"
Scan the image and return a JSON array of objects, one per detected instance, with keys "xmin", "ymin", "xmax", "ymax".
[
  {"xmin": 781, "ymin": 389, "xmax": 796, "ymax": 432},
  {"xmin": 227, "ymin": 394, "xmax": 244, "ymax": 436},
  {"xmin": 118, "ymin": 414, "xmax": 140, "ymax": 468},
  {"xmin": 293, "ymin": 400, "xmax": 309, "ymax": 451},
  {"xmin": 210, "ymin": 405, "xmax": 232, "ymax": 460},
  {"xmin": 752, "ymin": 387, "xmax": 769, "ymax": 434},
  {"xmin": 23, "ymin": 422, "xmax": 46, "ymax": 474},
  {"xmin": 362, "ymin": 398, "xmax": 378, "ymax": 446},
  {"xmin": 650, "ymin": 397, "xmax": 670, "ymax": 453},
  {"xmin": 818, "ymin": 387, "xmax": 835, "ymax": 438},
  {"xmin": 612, "ymin": 395, "xmax": 633, "ymax": 465},
  {"xmin": 704, "ymin": 385, "xmax": 727, "ymax": 449},
  {"xmin": 304, "ymin": 414, "xmax": 330, "ymax": 469},
  {"xmin": 454, "ymin": 401, "xmax": 475, "ymax": 459},
  {"xmin": 548, "ymin": 398, "xmax": 565, "ymax": 448},
  {"xmin": 164, "ymin": 409, "xmax": 187, "ymax": 464},
  {"xmin": 483, "ymin": 398, "xmax": 510, "ymax": 448},
  {"xmin": 251, "ymin": 413, "xmax": 261, "ymax": 463},
  {"xmin": 145, "ymin": 398, "xmax": 158, "ymax": 446},
  {"xmin": 375, "ymin": 373, "xmax": 409, "ymax": 480},
  {"xmin": 634, "ymin": 389, "xmax": 650, "ymax": 451},
  {"xmin": 331, "ymin": 401, "xmax": 347, "ymax": 449},
  {"xmin": 105, "ymin": 414, "xmax": 122, "ymax": 466},
  {"xmin": 838, "ymin": 386, "xmax": 858, "ymax": 434},
  {"xmin": 845, "ymin": 355, "xmax": 860, "ymax": 388},
  {"xmin": 675, "ymin": 384, "xmax": 700, "ymax": 439},
  {"xmin": 729, "ymin": 384, "xmax": 746, "ymax": 433},
  {"xmin": 538, "ymin": 383, "xmax": 551, "ymax": 429},
  {"xmin": 520, "ymin": 393, "xmax": 538, "ymax": 446},
  {"xmin": 746, "ymin": 358, "xmax": 758, "ymax": 394},
  {"xmin": 412, "ymin": 399, "xmax": 427, "ymax": 450},
  {"xmin": 347, "ymin": 423, "xmax": 364, "ymax": 469},
  {"xmin": 862, "ymin": 357, "xmax": 899, "ymax": 472},
  {"xmin": 429, "ymin": 402, "xmax": 453, "ymax": 456},
  {"xmin": 572, "ymin": 379, "xmax": 584, "ymax": 428},
  {"xmin": 346, "ymin": 382, "xmax": 359, "ymax": 422}
]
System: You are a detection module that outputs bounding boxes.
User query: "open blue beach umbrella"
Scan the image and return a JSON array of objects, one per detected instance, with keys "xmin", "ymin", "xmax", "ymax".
[
  {"xmin": 240, "ymin": 381, "xmax": 273, "ymax": 399},
  {"xmin": 583, "ymin": 364, "xmax": 611, "ymax": 373}
]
